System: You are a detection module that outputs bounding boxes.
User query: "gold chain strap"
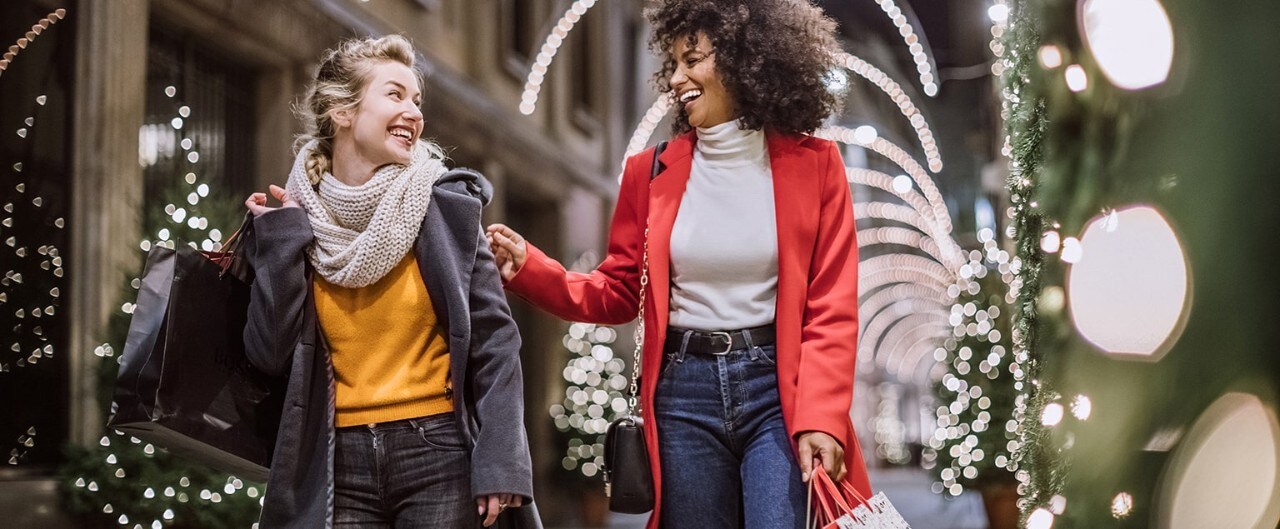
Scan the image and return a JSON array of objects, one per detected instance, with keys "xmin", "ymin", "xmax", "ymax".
[{"xmin": 627, "ymin": 226, "xmax": 650, "ymax": 417}]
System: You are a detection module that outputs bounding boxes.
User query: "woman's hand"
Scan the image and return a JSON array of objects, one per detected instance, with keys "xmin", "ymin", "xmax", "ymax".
[
  {"xmin": 484, "ymin": 223, "xmax": 528, "ymax": 281},
  {"xmin": 797, "ymin": 431, "xmax": 846, "ymax": 482},
  {"xmin": 244, "ymin": 184, "xmax": 299, "ymax": 217},
  {"xmin": 476, "ymin": 493, "xmax": 523, "ymax": 527}
]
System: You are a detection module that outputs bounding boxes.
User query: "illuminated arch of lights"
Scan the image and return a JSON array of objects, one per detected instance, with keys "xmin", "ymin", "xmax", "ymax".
[
  {"xmin": 516, "ymin": 0, "xmax": 971, "ymax": 388},
  {"xmin": 0, "ymin": 9, "xmax": 68, "ymax": 79}
]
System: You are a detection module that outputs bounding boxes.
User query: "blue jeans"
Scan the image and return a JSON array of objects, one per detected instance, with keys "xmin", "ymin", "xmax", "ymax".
[
  {"xmin": 654, "ymin": 340, "xmax": 807, "ymax": 529},
  {"xmin": 333, "ymin": 413, "xmax": 474, "ymax": 528}
]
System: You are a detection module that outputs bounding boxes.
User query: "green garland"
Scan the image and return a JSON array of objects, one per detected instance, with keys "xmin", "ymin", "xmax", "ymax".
[{"xmin": 1001, "ymin": 0, "xmax": 1064, "ymax": 521}]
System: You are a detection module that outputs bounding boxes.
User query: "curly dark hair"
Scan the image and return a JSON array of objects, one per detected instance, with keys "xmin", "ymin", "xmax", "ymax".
[{"xmin": 646, "ymin": 0, "xmax": 844, "ymax": 135}]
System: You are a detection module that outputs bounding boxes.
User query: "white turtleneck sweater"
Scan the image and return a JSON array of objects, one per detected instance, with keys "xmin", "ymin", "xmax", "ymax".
[{"xmin": 668, "ymin": 120, "xmax": 778, "ymax": 331}]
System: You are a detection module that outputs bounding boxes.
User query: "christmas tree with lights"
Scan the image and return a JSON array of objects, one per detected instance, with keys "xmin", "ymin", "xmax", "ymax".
[
  {"xmin": 58, "ymin": 81, "xmax": 260, "ymax": 528},
  {"xmin": 926, "ymin": 229, "xmax": 1019, "ymax": 501},
  {"xmin": 549, "ymin": 322, "xmax": 630, "ymax": 483}
]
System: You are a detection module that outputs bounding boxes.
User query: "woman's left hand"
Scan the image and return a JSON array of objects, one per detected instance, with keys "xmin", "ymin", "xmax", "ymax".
[
  {"xmin": 797, "ymin": 431, "xmax": 846, "ymax": 482},
  {"xmin": 477, "ymin": 493, "xmax": 523, "ymax": 527}
]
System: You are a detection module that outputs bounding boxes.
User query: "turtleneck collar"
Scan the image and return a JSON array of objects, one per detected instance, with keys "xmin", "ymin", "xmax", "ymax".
[{"xmin": 695, "ymin": 120, "xmax": 766, "ymax": 166}]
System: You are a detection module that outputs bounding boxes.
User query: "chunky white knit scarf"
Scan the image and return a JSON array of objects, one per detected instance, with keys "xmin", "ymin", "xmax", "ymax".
[{"xmin": 286, "ymin": 140, "xmax": 446, "ymax": 288}]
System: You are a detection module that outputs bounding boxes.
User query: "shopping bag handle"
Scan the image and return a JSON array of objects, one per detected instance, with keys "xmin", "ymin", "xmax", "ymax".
[
  {"xmin": 837, "ymin": 477, "xmax": 875, "ymax": 512},
  {"xmin": 808, "ymin": 458, "xmax": 859, "ymax": 526},
  {"xmin": 212, "ymin": 212, "xmax": 254, "ymax": 278}
]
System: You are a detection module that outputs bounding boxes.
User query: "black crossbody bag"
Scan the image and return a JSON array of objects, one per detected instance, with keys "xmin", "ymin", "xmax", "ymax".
[{"xmin": 601, "ymin": 141, "xmax": 667, "ymax": 514}]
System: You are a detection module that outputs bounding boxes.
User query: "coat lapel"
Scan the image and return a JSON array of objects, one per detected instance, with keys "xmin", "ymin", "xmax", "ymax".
[
  {"xmin": 646, "ymin": 134, "xmax": 695, "ymax": 343},
  {"xmin": 415, "ymin": 186, "xmax": 482, "ymax": 339}
]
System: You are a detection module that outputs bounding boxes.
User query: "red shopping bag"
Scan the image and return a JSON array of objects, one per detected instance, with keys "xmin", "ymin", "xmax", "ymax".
[{"xmin": 806, "ymin": 460, "xmax": 913, "ymax": 529}]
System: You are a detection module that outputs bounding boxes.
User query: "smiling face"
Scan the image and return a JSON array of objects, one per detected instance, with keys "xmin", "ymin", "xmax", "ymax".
[
  {"xmin": 669, "ymin": 31, "xmax": 737, "ymax": 129},
  {"xmin": 333, "ymin": 60, "xmax": 423, "ymax": 167}
]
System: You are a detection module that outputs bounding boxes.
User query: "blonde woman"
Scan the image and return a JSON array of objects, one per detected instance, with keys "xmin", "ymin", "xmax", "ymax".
[{"xmin": 241, "ymin": 35, "xmax": 540, "ymax": 529}]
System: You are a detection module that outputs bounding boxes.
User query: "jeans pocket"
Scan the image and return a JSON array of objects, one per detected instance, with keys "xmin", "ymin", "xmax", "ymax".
[
  {"xmin": 415, "ymin": 415, "xmax": 468, "ymax": 452},
  {"xmin": 752, "ymin": 345, "xmax": 778, "ymax": 367},
  {"xmin": 660, "ymin": 352, "xmax": 682, "ymax": 378}
]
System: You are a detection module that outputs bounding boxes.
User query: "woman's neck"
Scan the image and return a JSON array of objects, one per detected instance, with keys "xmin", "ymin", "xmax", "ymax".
[
  {"xmin": 694, "ymin": 120, "xmax": 764, "ymax": 165},
  {"xmin": 329, "ymin": 134, "xmax": 378, "ymax": 186}
]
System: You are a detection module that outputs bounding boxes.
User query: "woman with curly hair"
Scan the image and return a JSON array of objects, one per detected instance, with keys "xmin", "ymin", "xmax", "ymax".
[{"xmin": 488, "ymin": 1, "xmax": 870, "ymax": 526}]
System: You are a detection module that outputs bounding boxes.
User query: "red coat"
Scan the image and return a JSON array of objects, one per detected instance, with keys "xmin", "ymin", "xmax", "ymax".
[{"xmin": 506, "ymin": 131, "xmax": 871, "ymax": 528}]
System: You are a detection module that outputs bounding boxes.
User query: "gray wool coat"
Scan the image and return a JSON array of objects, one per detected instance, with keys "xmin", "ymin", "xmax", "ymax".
[{"xmin": 241, "ymin": 168, "xmax": 542, "ymax": 529}]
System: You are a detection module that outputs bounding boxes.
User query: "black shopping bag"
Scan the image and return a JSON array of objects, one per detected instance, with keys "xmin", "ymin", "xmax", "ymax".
[{"xmin": 108, "ymin": 217, "xmax": 283, "ymax": 482}]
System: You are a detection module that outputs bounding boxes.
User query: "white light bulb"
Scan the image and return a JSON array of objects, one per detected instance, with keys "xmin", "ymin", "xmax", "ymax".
[
  {"xmin": 988, "ymin": 4, "xmax": 1010, "ymax": 24},
  {"xmin": 1042, "ymin": 403, "xmax": 1065, "ymax": 426},
  {"xmin": 1027, "ymin": 507, "xmax": 1055, "ymax": 529},
  {"xmin": 1060, "ymin": 237, "xmax": 1084, "ymax": 263},
  {"xmin": 1071, "ymin": 395, "xmax": 1093, "ymax": 420},
  {"xmin": 1068, "ymin": 206, "xmax": 1189, "ymax": 358},
  {"xmin": 1065, "ymin": 65, "xmax": 1089, "ymax": 92},
  {"xmin": 1039, "ymin": 45, "xmax": 1064, "ymax": 69},
  {"xmin": 853, "ymin": 125, "xmax": 878, "ymax": 145},
  {"xmin": 1080, "ymin": 0, "xmax": 1175, "ymax": 90},
  {"xmin": 891, "ymin": 175, "xmax": 913, "ymax": 194},
  {"xmin": 1041, "ymin": 230, "xmax": 1062, "ymax": 253}
]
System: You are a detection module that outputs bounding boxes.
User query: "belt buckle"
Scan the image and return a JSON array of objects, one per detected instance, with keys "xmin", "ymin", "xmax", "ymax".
[{"xmin": 709, "ymin": 331, "xmax": 733, "ymax": 355}]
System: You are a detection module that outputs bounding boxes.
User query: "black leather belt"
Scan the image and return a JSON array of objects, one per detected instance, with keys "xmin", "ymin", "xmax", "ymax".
[{"xmin": 665, "ymin": 325, "xmax": 776, "ymax": 356}]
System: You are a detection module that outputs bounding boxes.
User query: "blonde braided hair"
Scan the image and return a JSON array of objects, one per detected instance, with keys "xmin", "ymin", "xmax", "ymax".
[{"xmin": 294, "ymin": 34, "xmax": 426, "ymax": 185}]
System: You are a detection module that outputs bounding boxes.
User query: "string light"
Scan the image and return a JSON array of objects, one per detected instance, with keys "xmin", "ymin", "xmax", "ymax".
[
  {"xmin": 518, "ymin": 0, "xmax": 599, "ymax": 116},
  {"xmin": 621, "ymin": 95, "xmax": 674, "ymax": 173},
  {"xmin": 821, "ymin": 127, "xmax": 945, "ymax": 221},
  {"xmin": 872, "ymin": 0, "xmax": 940, "ymax": 96},
  {"xmin": 0, "ymin": 9, "xmax": 67, "ymax": 79},
  {"xmin": 833, "ymin": 52, "xmax": 944, "ymax": 172},
  {"xmin": 1038, "ymin": 45, "xmax": 1064, "ymax": 69},
  {"xmin": 2, "ymin": 11, "xmax": 69, "ymax": 461},
  {"xmin": 845, "ymin": 169, "xmax": 954, "ymax": 252}
]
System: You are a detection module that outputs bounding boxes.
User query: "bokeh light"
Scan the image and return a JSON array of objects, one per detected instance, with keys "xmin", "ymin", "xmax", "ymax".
[
  {"xmin": 1067, "ymin": 206, "xmax": 1190, "ymax": 359},
  {"xmin": 1079, "ymin": 0, "xmax": 1175, "ymax": 90}
]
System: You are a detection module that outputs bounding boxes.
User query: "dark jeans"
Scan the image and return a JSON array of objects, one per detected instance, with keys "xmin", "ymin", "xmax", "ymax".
[
  {"xmin": 334, "ymin": 413, "xmax": 474, "ymax": 528},
  {"xmin": 654, "ymin": 340, "xmax": 807, "ymax": 529}
]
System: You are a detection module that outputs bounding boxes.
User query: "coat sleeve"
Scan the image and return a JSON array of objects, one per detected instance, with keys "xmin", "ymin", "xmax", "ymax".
[
  {"xmin": 242, "ymin": 207, "xmax": 314, "ymax": 377},
  {"xmin": 791, "ymin": 142, "xmax": 860, "ymax": 441},
  {"xmin": 466, "ymin": 225, "xmax": 536, "ymax": 503},
  {"xmin": 502, "ymin": 151, "xmax": 649, "ymax": 325}
]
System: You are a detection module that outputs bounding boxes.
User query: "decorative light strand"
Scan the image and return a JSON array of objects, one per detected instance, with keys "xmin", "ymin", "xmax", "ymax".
[
  {"xmin": 518, "ymin": 0, "xmax": 599, "ymax": 116},
  {"xmin": 845, "ymin": 167, "xmax": 959, "ymax": 264},
  {"xmin": 858, "ymin": 254, "xmax": 955, "ymax": 299},
  {"xmin": 518, "ymin": 2, "xmax": 945, "ymax": 174},
  {"xmin": 877, "ymin": 314, "xmax": 950, "ymax": 377},
  {"xmin": 621, "ymin": 95, "xmax": 675, "ymax": 174},
  {"xmin": 855, "ymin": 202, "xmax": 945, "ymax": 246},
  {"xmin": 0, "ymin": 9, "xmax": 67, "ymax": 79},
  {"xmin": 848, "ymin": 170, "xmax": 946, "ymax": 236},
  {"xmin": 872, "ymin": 0, "xmax": 939, "ymax": 96},
  {"xmin": 820, "ymin": 125, "xmax": 951, "ymax": 233},
  {"xmin": 833, "ymin": 52, "xmax": 943, "ymax": 172},
  {"xmin": 859, "ymin": 226, "xmax": 951, "ymax": 268}
]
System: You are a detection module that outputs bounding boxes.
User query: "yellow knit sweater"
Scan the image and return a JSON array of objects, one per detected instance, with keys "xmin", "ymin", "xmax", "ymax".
[{"xmin": 313, "ymin": 254, "xmax": 453, "ymax": 427}]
